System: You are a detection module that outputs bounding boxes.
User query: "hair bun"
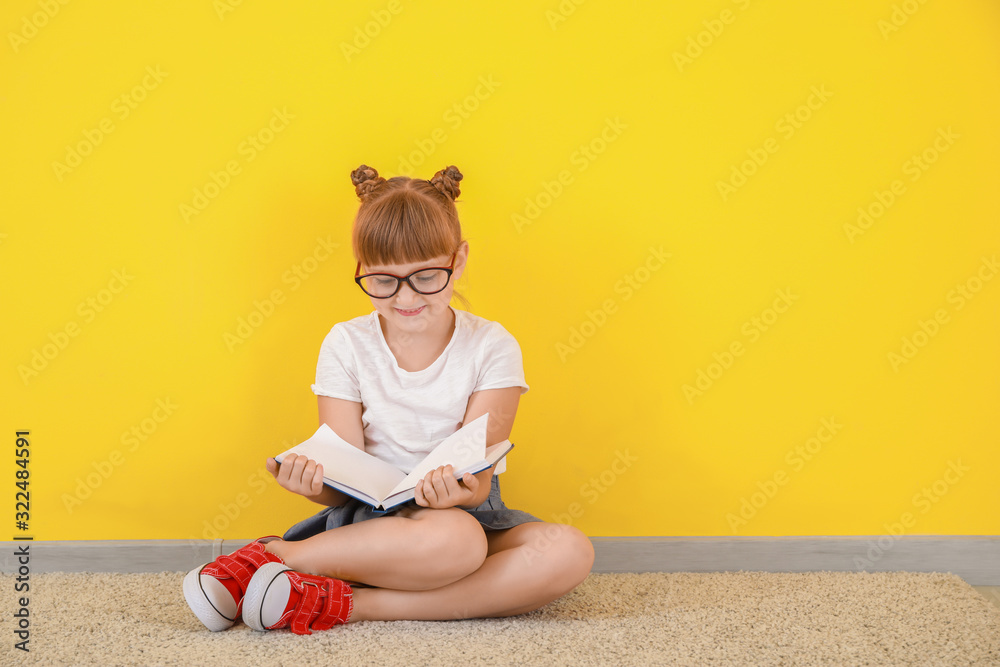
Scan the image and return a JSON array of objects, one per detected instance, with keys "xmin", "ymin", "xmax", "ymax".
[
  {"xmin": 429, "ymin": 165, "xmax": 463, "ymax": 201},
  {"xmin": 351, "ymin": 164, "xmax": 386, "ymax": 201}
]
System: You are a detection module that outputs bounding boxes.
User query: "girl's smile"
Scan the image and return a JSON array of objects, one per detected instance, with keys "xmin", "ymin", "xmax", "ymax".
[{"xmin": 359, "ymin": 245, "xmax": 468, "ymax": 336}]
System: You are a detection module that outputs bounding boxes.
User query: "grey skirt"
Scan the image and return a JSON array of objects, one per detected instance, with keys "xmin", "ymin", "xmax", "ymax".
[{"xmin": 282, "ymin": 475, "xmax": 542, "ymax": 541}]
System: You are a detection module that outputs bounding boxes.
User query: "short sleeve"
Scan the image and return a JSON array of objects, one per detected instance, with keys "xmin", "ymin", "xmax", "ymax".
[
  {"xmin": 310, "ymin": 326, "xmax": 362, "ymax": 402},
  {"xmin": 474, "ymin": 324, "xmax": 529, "ymax": 395}
]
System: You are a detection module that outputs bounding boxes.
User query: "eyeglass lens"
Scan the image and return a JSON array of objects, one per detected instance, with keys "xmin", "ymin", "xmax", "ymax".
[{"xmin": 360, "ymin": 269, "xmax": 450, "ymax": 297}]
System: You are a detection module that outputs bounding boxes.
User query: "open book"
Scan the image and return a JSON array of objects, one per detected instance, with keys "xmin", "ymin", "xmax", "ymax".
[{"xmin": 273, "ymin": 413, "xmax": 513, "ymax": 511}]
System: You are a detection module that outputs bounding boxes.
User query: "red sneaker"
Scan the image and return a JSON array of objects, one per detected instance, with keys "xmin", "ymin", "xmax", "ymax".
[
  {"xmin": 242, "ymin": 562, "xmax": 354, "ymax": 635},
  {"xmin": 183, "ymin": 536, "xmax": 284, "ymax": 631}
]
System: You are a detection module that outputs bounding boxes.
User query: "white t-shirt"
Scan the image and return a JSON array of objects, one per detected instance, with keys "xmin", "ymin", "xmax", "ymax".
[{"xmin": 311, "ymin": 307, "xmax": 529, "ymax": 475}]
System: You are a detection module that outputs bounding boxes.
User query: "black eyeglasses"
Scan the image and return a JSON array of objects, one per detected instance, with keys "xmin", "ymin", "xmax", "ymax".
[{"xmin": 354, "ymin": 252, "xmax": 457, "ymax": 299}]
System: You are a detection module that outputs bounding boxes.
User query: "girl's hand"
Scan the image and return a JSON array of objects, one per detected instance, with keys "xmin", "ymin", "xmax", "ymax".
[
  {"xmin": 414, "ymin": 464, "xmax": 479, "ymax": 509},
  {"xmin": 266, "ymin": 453, "xmax": 325, "ymax": 499}
]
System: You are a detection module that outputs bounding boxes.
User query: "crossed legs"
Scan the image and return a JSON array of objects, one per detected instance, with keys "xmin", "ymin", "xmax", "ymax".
[{"xmin": 265, "ymin": 506, "xmax": 594, "ymax": 622}]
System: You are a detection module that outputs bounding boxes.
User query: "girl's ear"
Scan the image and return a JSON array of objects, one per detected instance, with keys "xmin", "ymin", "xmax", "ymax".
[{"xmin": 452, "ymin": 241, "xmax": 470, "ymax": 281}]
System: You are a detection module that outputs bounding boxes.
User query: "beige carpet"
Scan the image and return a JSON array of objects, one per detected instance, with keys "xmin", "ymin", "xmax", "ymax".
[{"xmin": 2, "ymin": 571, "xmax": 998, "ymax": 666}]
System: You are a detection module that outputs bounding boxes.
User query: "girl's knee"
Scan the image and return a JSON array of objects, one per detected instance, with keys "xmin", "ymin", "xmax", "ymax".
[
  {"xmin": 552, "ymin": 524, "xmax": 594, "ymax": 581},
  {"xmin": 565, "ymin": 525, "xmax": 596, "ymax": 581},
  {"xmin": 409, "ymin": 507, "xmax": 488, "ymax": 587},
  {"xmin": 522, "ymin": 523, "xmax": 594, "ymax": 588}
]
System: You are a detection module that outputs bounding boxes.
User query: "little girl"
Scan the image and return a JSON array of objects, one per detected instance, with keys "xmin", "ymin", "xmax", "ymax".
[{"xmin": 184, "ymin": 164, "xmax": 594, "ymax": 634}]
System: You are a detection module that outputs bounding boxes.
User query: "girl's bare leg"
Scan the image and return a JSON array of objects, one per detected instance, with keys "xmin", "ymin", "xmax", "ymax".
[
  {"xmin": 350, "ymin": 521, "xmax": 594, "ymax": 621},
  {"xmin": 266, "ymin": 506, "xmax": 489, "ymax": 591}
]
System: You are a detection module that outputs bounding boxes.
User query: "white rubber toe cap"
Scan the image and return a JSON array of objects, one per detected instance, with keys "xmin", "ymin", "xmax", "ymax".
[
  {"xmin": 242, "ymin": 562, "xmax": 293, "ymax": 632},
  {"xmin": 182, "ymin": 566, "xmax": 239, "ymax": 632}
]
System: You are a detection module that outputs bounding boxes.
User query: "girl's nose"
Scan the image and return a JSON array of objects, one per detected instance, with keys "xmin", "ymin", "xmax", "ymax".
[{"xmin": 394, "ymin": 281, "xmax": 419, "ymax": 303}]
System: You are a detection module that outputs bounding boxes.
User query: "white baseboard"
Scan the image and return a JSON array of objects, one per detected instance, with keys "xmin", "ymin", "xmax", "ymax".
[{"xmin": 3, "ymin": 536, "xmax": 997, "ymax": 584}]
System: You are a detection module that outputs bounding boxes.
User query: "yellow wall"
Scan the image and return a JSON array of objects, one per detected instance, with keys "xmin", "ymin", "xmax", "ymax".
[{"xmin": 2, "ymin": 1, "xmax": 998, "ymax": 540}]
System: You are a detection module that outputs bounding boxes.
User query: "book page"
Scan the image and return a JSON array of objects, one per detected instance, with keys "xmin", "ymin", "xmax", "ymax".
[
  {"xmin": 377, "ymin": 440, "xmax": 514, "ymax": 511},
  {"xmin": 275, "ymin": 424, "xmax": 406, "ymax": 502},
  {"xmin": 386, "ymin": 413, "xmax": 490, "ymax": 497}
]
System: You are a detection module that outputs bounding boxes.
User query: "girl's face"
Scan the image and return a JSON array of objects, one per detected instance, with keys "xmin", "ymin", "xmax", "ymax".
[{"xmin": 361, "ymin": 242, "xmax": 468, "ymax": 335}]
